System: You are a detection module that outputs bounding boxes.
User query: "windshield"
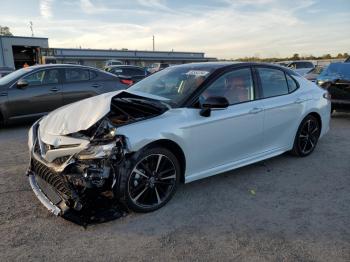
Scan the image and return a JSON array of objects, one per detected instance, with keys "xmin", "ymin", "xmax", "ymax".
[
  {"xmin": 0, "ymin": 68, "xmax": 33, "ymax": 85},
  {"xmin": 319, "ymin": 63, "xmax": 350, "ymax": 80},
  {"xmin": 128, "ymin": 65, "xmax": 215, "ymax": 105}
]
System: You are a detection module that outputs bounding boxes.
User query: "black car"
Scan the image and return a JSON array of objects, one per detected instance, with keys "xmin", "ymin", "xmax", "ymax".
[
  {"xmin": 0, "ymin": 64, "xmax": 127, "ymax": 125},
  {"xmin": 316, "ymin": 62, "xmax": 350, "ymax": 112},
  {"xmin": 105, "ymin": 65, "xmax": 149, "ymax": 85}
]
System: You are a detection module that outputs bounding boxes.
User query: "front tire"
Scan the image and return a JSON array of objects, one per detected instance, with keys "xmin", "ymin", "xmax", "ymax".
[
  {"xmin": 122, "ymin": 147, "xmax": 180, "ymax": 213},
  {"xmin": 291, "ymin": 115, "xmax": 321, "ymax": 157}
]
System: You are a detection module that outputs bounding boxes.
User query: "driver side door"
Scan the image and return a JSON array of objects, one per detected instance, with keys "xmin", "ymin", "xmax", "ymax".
[
  {"xmin": 183, "ymin": 67, "xmax": 265, "ymax": 181},
  {"xmin": 6, "ymin": 68, "xmax": 63, "ymax": 121}
]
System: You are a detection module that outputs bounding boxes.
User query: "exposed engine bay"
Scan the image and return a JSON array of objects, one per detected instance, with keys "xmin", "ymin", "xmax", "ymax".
[{"xmin": 27, "ymin": 91, "xmax": 169, "ymax": 225}]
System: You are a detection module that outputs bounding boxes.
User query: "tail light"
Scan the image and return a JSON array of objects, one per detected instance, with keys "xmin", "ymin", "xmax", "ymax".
[
  {"xmin": 323, "ymin": 92, "xmax": 331, "ymax": 100},
  {"xmin": 120, "ymin": 79, "xmax": 134, "ymax": 86}
]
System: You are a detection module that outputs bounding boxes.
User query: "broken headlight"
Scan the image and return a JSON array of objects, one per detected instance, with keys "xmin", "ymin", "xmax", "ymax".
[
  {"xmin": 91, "ymin": 119, "xmax": 118, "ymax": 144},
  {"xmin": 77, "ymin": 135, "xmax": 125, "ymax": 161}
]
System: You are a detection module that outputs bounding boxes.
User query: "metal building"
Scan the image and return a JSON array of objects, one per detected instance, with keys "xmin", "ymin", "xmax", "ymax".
[
  {"xmin": 0, "ymin": 36, "xmax": 49, "ymax": 69},
  {"xmin": 1, "ymin": 35, "xmax": 215, "ymax": 70},
  {"xmin": 42, "ymin": 48, "xmax": 215, "ymax": 68}
]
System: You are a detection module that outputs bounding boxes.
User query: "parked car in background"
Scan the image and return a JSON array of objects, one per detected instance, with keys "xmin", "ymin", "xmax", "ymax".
[
  {"xmin": 26, "ymin": 62, "xmax": 330, "ymax": 218},
  {"xmin": 286, "ymin": 61, "xmax": 315, "ymax": 76},
  {"xmin": 147, "ymin": 63, "xmax": 170, "ymax": 74},
  {"xmin": 105, "ymin": 60, "xmax": 123, "ymax": 67},
  {"xmin": 103, "ymin": 60, "xmax": 123, "ymax": 70},
  {"xmin": 305, "ymin": 65, "xmax": 324, "ymax": 82},
  {"xmin": 345, "ymin": 57, "xmax": 350, "ymax": 62},
  {"xmin": 316, "ymin": 62, "xmax": 350, "ymax": 112},
  {"xmin": 0, "ymin": 64, "xmax": 127, "ymax": 125},
  {"xmin": 0, "ymin": 67, "xmax": 14, "ymax": 78},
  {"xmin": 105, "ymin": 65, "xmax": 149, "ymax": 85}
]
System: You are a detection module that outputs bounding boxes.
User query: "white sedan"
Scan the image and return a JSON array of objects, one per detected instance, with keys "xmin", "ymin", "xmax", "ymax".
[{"xmin": 27, "ymin": 62, "xmax": 331, "ymax": 217}]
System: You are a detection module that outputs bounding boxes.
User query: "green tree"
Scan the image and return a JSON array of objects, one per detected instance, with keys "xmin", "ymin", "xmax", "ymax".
[
  {"xmin": 0, "ymin": 26, "xmax": 13, "ymax": 36},
  {"xmin": 322, "ymin": 54, "xmax": 332, "ymax": 59},
  {"xmin": 292, "ymin": 53, "xmax": 300, "ymax": 60}
]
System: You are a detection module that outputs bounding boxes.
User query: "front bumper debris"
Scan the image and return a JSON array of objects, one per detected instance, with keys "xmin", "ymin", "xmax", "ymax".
[
  {"xmin": 28, "ymin": 173, "xmax": 62, "ymax": 216},
  {"xmin": 27, "ymin": 122, "xmax": 127, "ymax": 226}
]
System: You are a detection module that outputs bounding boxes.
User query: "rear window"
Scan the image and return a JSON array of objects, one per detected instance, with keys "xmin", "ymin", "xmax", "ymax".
[
  {"xmin": 319, "ymin": 63, "xmax": 350, "ymax": 80},
  {"xmin": 124, "ymin": 68, "xmax": 145, "ymax": 76},
  {"xmin": 295, "ymin": 62, "xmax": 314, "ymax": 69},
  {"xmin": 257, "ymin": 67, "xmax": 289, "ymax": 98},
  {"xmin": 65, "ymin": 68, "xmax": 90, "ymax": 82}
]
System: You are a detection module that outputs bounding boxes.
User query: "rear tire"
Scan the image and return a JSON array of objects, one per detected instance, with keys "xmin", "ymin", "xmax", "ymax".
[
  {"xmin": 120, "ymin": 147, "xmax": 180, "ymax": 213},
  {"xmin": 291, "ymin": 115, "xmax": 321, "ymax": 157}
]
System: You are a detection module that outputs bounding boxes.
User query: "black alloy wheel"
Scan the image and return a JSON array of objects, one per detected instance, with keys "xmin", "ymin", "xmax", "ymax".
[
  {"xmin": 292, "ymin": 115, "xmax": 321, "ymax": 157},
  {"xmin": 125, "ymin": 148, "xmax": 180, "ymax": 212}
]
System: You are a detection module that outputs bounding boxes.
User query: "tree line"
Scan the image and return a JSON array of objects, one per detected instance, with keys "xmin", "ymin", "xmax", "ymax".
[{"xmin": 231, "ymin": 53, "xmax": 349, "ymax": 62}]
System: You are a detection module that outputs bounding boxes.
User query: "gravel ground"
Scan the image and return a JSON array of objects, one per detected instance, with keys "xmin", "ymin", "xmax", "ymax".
[{"xmin": 0, "ymin": 113, "xmax": 349, "ymax": 262}]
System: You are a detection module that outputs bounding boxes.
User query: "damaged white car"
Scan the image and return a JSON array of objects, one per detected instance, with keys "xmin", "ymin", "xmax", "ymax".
[{"xmin": 27, "ymin": 62, "xmax": 331, "ymax": 218}]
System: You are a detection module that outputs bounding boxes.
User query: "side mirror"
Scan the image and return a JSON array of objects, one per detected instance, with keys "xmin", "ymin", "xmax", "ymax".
[
  {"xmin": 16, "ymin": 79, "xmax": 29, "ymax": 89},
  {"xmin": 200, "ymin": 96, "xmax": 229, "ymax": 117}
]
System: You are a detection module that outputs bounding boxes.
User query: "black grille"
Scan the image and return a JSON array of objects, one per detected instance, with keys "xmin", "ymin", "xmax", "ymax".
[{"xmin": 31, "ymin": 158, "xmax": 72, "ymax": 200}]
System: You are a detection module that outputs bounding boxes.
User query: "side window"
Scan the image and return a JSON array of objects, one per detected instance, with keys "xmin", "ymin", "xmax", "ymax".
[
  {"xmin": 257, "ymin": 68, "xmax": 289, "ymax": 98},
  {"xmin": 201, "ymin": 68, "xmax": 254, "ymax": 105},
  {"xmin": 23, "ymin": 71, "xmax": 45, "ymax": 86},
  {"xmin": 23, "ymin": 69, "xmax": 59, "ymax": 86},
  {"xmin": 286, "ymin": 74, "xmax": 298, "ymax": 93},
  {"xmin": 89, "ymin": 70, "xmax": 98, "ymax": 80},
  {"xmin": 42, "ymin": 69, "xmax": 59, "ymax": 84},
  {"xmin": 65, "ymin": 68, "xmax": 89, "ymax": 82}
]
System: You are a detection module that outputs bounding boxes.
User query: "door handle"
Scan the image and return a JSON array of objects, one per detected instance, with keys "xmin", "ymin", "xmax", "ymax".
[
  {"xmin": 91, "ymin": 83, "xmax": 101, "ymax": 88},
  {"xmin": 50, "ymin": 87, "xmax": 59, "ymax": 92},
  {"xmin": 249, "ymin": 107, "xmax": 264, "ymax": 114},
  {"xmin": 0, "ymin": 92, "xmax": 7, "ymax": 96}
]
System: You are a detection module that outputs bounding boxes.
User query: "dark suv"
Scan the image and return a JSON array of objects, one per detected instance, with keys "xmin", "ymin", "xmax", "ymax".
[
  {"xmin": 316, "ymin": 62, "xmax": 350, "ymax": 112},
  {"xmin": 0, "ymin": 64, "xmax": 127, "ymax": 125}
]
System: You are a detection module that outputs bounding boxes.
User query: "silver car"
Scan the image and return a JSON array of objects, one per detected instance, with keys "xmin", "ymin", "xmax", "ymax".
[{"xmin": 27, "ymin": 62, "xmax": 331, "ymax": 219}]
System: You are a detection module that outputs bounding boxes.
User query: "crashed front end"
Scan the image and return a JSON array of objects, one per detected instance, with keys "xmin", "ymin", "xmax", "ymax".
[
  {"xmin": 26, "ymin": 91, "xmax": 168, "ymax": 218},
  {"xmin": 27, "ymin": 123, "xmax": 125, "ymax": 217}
]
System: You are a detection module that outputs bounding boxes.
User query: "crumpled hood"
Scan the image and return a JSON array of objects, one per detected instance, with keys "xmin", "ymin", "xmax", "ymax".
[
  {"xmin": 39, "ymin": 91, "xmax": 122, "ymax": 136},
  {"xmin": 39, "ymin": 90, "xmax": 170, "ymax": 136}
]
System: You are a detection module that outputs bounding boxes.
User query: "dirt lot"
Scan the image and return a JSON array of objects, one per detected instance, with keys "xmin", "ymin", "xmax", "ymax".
[{"xmin": 0, "ymin": 113, "xmax": 349, "ymax": 262}]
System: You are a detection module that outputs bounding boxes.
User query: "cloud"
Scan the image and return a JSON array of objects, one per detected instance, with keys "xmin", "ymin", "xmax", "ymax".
[
  {"xmin": 4, "ymin": 0, "xmax": 350, "ymax": 58},
  {"xmin": 40, "ymin": 0, "xmax": 54, "ymax": 19}
]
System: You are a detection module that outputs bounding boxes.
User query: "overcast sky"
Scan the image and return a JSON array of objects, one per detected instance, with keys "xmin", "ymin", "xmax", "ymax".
[{"xmin": 0, "ymin": 0, "xmax": 349, "ymax": 59}]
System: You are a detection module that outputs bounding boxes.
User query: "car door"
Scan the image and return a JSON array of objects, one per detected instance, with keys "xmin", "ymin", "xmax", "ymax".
[
  {"xmin": 255, "ymin": 66, "xmax": 306, "ymax": 151},
  {"xmin": 62, "ymin": 67, "xmax": 100, "ymax": 105},
  {"xmin": 183, "ymin": 67, "xmax": 265, "ymax": 177},
  {"xmin": 6, "ymin": 68, "xmax": 62, "ymax": 120}
]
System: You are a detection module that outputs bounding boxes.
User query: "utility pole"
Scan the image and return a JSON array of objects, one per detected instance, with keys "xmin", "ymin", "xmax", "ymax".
[
  {"xmin": 152, "ymin": 35, "xmax": 155, "ymax": 51},
  {"xmin": 29, "ymin": 21, "xmax": 34, "ymax": 37}
]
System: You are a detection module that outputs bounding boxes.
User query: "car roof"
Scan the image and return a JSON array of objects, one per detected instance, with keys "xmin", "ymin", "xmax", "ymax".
[
  {"xmin": 167, "ymin": 62, "xmax": 299, "ymax": 76},
  {"xmin": 28, "ymin": 64, "xmax": 102, "ymax": 71},
  {"xmin": 106, "ymin": 65, "xmax": 145, "ymax": 69}
]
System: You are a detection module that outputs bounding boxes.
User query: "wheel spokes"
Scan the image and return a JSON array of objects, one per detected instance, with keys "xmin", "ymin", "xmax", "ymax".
[
  {"xmin": 133, "ymin": 168, "xmax": 148, "ymax": 179},
  {"xmin": 154, "ymin": 187, "xmax": 161, "ymax": 204},
  {"xmin": 155, "ymin": 154, "xmax": 163, "ymax": 173},
  {"xmin": 129, "ymin": 153, "xmax": 177, "ymax": 208},
  {"xmin": 132, "ymin": 186, "xmax": 149, "ymax": 202}
]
